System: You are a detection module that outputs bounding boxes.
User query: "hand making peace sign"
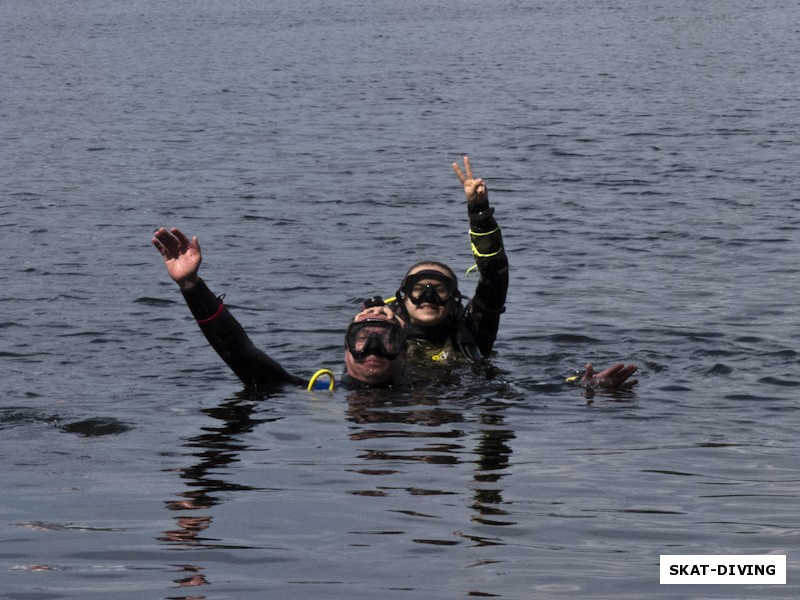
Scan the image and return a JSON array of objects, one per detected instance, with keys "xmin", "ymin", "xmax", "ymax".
[{"xmin": 452, "ymin": 155, "xmax": 489, "ymax": 206}]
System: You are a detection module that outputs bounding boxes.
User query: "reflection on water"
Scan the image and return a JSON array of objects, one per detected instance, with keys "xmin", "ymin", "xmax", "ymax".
[
  {"xmin": 167, "ymin": 564, "xmax": 208, "ymax": 598},
  {"xmin": 162, "ymin": 377, "xmax": 520, "ymax": 594},
  {"xmin": 345, "ymin": 386, "xmax": 518, "ymax": 531},
  {"xmin": 473, "ymin": 408, "xmax": 516, "ymax": 527},
  {"xmin": 163, "ymin": 398, "xmax": 279, "ymax": 514},
  {"xmin": 160, "ymin": 395, "xmax": 284, "ymax": 597}
]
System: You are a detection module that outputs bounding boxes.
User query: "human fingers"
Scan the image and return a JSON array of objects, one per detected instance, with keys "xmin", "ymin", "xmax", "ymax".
[
  {"xmin": 464, "ymin": 155, "xmax": 474, "ymax": 180},
  {"xmin": 586, "ymin": 364, "xmax": 623, "ymax": 388},
  {"xmin": 152, "ymin": 236, "xmax": 168, "ymax": 257},
  {"xmin": 613, "ymin": 377, "xmax": 639, "ymax": 390},
  {"xmin": 170, "ymin": 228, "xmax": 193, "ymax": 251},
  {"xmin": 607, "ymin": 365, "xmax": 637, "ymax": 385},
  {"xmin": 355, "ymin": 305, "xmax": 398, "ymax": 322},
  {"xmin": 154, "ymin": 227, "xmax": 179, "ymax": 246},
  {"xmin": 468, "ymin": 178, "xmax": 485, "ymax": 196},
  {"xmin": 452, "ymin": 161, "xmax": 466, "ymax": 184},
  {"xmin": 615, "ymin": 365, "xmax": 638, "ymax": 382},
  {"xmin": 600, "ymin": 363, "xmax": 625, "ymax": 379},
  {"xmin": 607, "ymin": 366, "xmax": 638, "ymax": 390},
  {"xmin": 152, "ymin": 227, "xmax": 166, "ymax": 251},
  {"xmin": 153, "ymin": 228, "xmax": 181, "ymax": 255}
]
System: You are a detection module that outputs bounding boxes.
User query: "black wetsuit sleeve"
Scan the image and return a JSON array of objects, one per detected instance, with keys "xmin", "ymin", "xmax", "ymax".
[
  {"xmin": 181, "ymin": 279, "xmax": 307, "ymax": 388},
  {"xmin": 463, "ymin": 202, "xmax": 509, "ymax": 356}
]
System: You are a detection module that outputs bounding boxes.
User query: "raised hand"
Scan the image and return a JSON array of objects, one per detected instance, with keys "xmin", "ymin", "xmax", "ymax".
[
  {"xmin": 152, "ymin": 227, "xmax": 202, "ymax": 290},
  {"xmin": 452, "ymin": 155, "xmax": 489, "ymax": 206}
]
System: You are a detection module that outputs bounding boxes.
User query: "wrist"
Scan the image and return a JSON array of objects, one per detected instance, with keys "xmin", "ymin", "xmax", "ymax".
[
  {"xmin": 468, "ymin": 204, "xmax": 497, "ymax": 233},
  {"xmin": 177, "ymin": 275, "xmax": 199, "ymax": 292},
  {"xmin": 468, "ymin": 200, "xmax": 491, "ymax": 214}
]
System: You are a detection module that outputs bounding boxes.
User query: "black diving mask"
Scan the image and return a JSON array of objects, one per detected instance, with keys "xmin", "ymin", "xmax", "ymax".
[
  {"xmin": 400, "ymin": 270, "xmax": 459, "ymax": 307},
  {"xmin": 346, "ymin": 319, "xmax": 407, "ymax": 361}
]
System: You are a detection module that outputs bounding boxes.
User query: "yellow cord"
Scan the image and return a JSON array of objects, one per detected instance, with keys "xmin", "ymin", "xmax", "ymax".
[
  {"xmin": 307, "ymin": 369, "xmax": 336, "ymax": 391},
  {"xmin": 469, "ymin": 227, "xmax": 500, "ymax": 237},
  {"xmin": 471, "ymin": 242, "xmax": 504, "ymax": 258}
]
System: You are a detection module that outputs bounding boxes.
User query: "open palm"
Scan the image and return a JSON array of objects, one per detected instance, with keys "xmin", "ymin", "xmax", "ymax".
[{"xmin": 152, "ymin": 227, "xmax": 202, "ymax": 289}]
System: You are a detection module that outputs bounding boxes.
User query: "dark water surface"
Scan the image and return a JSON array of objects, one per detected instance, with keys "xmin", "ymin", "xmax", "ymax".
[{"xmin": 2, "ymin": 0, "xmax": 799, "ymax": 598}]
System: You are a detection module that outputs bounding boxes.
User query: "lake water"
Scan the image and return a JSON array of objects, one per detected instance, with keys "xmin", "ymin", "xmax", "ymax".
[{"xmin": 1, "ymin": 0, "xmax": 798, "ymax": 598}]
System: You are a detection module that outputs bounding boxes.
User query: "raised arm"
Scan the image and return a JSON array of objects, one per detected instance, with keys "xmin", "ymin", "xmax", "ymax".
[
  {"xmin": 452, "ymin": 156, "xmax": 509, "ymax": 356},
  {"xmin": 152, "ymin": 227, "xmax": 305, "ymax": 388}
]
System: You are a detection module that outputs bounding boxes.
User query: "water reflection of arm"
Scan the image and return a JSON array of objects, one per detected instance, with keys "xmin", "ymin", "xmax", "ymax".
[
  {"xmin": 153, "ymin": 227, "xmax": 306, "ymax": 388},
  {"xmin": 452, "ymin": 157, "xmax": 509, "ymax": 356}
]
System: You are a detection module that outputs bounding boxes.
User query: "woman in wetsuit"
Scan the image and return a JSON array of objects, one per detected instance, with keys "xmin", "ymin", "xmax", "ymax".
[
  {"xmin": 384, "ymin": 156, "xmax": 508, "ymax": 363},
  {"xmin": 383, "ymin": 157, "xmax": 637, "ymax": 392}
]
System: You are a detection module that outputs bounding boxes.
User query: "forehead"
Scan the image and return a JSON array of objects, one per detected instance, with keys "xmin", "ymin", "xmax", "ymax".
[
  {"xmin": 408, "ymin": 265, "xmax": 450, "ymax": 278},
  {"xmin": 404, "ymin": 269, "xmax": 455, "ymax": 289}
]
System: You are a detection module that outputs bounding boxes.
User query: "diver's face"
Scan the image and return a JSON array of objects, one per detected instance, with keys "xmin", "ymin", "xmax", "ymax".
[
  {"xmin": 344, "ymin": 348, "xmax": 404, "ymax": 385},
  {"xmin": 402, "ymin": 265, "xmax": 456, "ymax": 327},
  {"xmin": 343, "ymin": 312, "xmax": 407, "ymax": 385}
]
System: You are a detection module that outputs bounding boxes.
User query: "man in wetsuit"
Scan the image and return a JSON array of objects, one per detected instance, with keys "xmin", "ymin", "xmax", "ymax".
[{"xmin": 152, "ymin": 227, "xmax": 409, "ymax": 390}]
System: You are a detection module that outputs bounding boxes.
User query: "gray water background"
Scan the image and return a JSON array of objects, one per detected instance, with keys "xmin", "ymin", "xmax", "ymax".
[{"xmin": 1, "ymin": 0, "xmax": 799, "ymax": 598}]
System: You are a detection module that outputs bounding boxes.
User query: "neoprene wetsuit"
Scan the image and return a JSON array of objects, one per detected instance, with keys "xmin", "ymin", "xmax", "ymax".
[{"xmin": 181, "ymin": 279, "xmax": 409, "ymax": 389}]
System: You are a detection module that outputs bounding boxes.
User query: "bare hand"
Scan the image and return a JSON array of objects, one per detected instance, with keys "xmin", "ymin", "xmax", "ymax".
[
  {"xmin": 581, "ymin": 363, "xmax": 638, "ymax": 391},
  {"xmin": 452, "ymin": 155, "xmax": 489, "ymax": 206},
  {"xmin": 152, "ymin": 227, "xmax": 202, "ymax": 290},
  {"xmin": 353, "ymin": 305, "xmax": 407, "ymax": 328}
]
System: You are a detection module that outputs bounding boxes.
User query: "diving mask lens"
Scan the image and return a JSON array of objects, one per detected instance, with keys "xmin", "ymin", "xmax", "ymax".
[
  {"xmin": 346, "ymin": 319, "xmax": 407, "ymax": 361},
  {"xmin": 403, "ymin": 270, "xmax": 457, "ymax": 306}
]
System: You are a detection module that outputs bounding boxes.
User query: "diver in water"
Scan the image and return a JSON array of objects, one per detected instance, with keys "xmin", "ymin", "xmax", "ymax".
[
  {"xmin": 152, "ymin": 227, "xmax": 409, "ymax": 390},
  {"xmin": 379, "ymin": 156, "xmax": 507, "ymax": 363},
  {"xmin": 379, "ymin": 156, "xmax": 637, "ymax": 391},
  {"xmin": 153, "ymin": 154, "xmax": 636, "ymax": 393}
]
